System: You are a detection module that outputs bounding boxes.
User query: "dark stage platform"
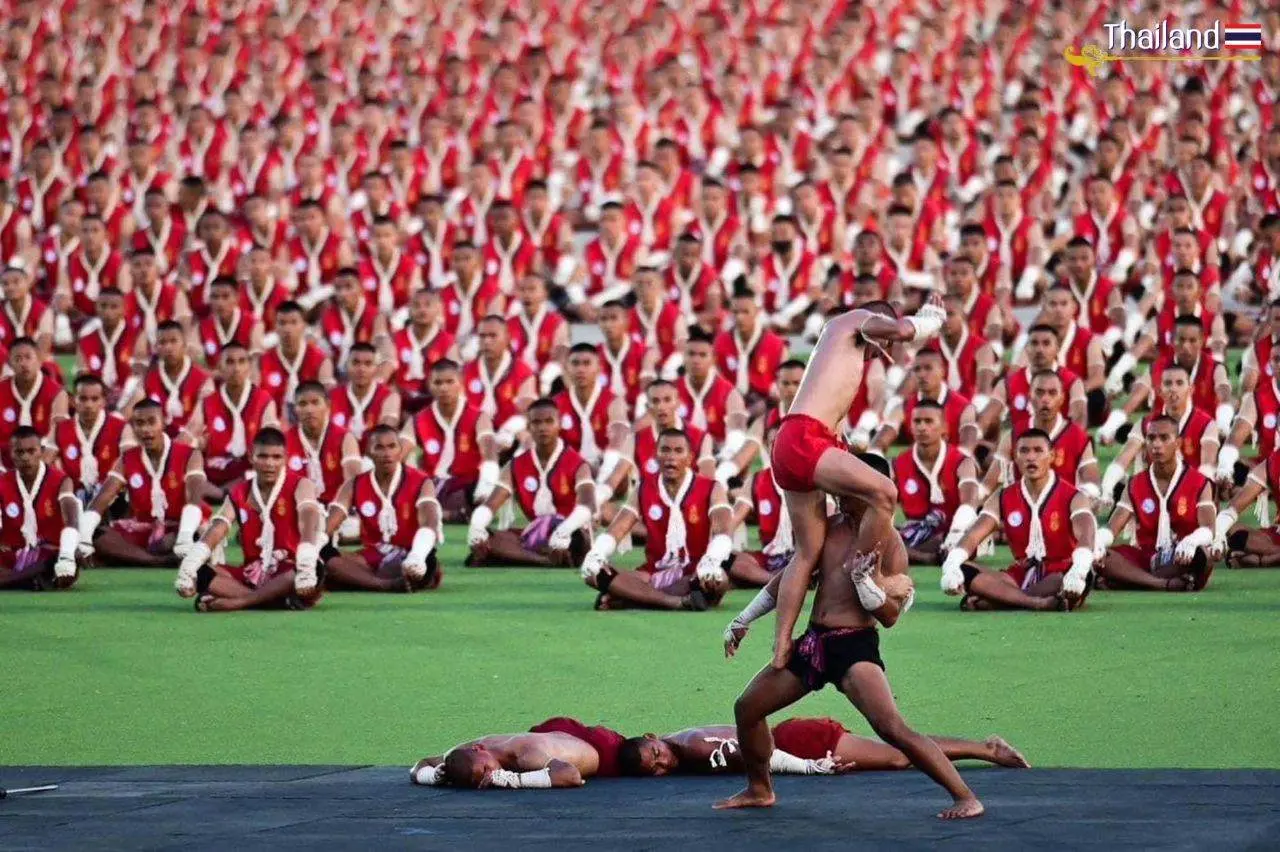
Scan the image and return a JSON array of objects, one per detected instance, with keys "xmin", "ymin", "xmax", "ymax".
[{"xmin": 2, "ymin": 766, "xmax": 1279, "ymax": 851}]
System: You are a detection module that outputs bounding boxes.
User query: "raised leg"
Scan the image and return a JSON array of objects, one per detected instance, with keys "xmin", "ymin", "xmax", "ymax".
[
  {"xmin": 714, "ymin": 664, "xmax": 810, "ymax": 810},
  {"xmin": 840, "ymin": 663, "xmax": 983, "ymax": 819}
]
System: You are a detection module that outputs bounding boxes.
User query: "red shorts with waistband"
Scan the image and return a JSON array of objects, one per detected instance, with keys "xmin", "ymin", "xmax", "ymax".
[
  {"xmin": 772, "ymin": 414, "xmax": 844, "ymax": 493},
  {"xmin": 529, "ymin": 716, "xmax": 626, "ymax": 777},
  {"xmin": 771, "ymin": 717, "xmax": 849, "ymax": 760}
]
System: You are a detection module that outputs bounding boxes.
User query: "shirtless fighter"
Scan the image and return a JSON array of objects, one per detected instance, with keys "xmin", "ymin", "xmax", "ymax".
[
  {"xmin": 717, "ymin": 454, "xmax": 984, "ymax": 819},
  {"xmin": 412, "ymin": 717, "xmax": 627, "ymax": 787}
]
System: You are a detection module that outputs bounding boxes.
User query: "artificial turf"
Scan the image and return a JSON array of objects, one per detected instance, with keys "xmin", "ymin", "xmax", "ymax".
[{"xmin": 6, "ymin": 532, "xmax": 1280, "ymax": 770}]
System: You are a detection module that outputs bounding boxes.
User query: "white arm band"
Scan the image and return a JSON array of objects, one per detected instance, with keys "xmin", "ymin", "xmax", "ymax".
[
  {"xmin": 1217, "ymin": 445, "xmax": 1240, "ymax": 478},
  {"xmin": 78, "ymin": 509, "xmax": 102, "ymax": 542},
  {"xmin": 704, "ymin": 533, "xmax": 732, "ymax": 565},
  {"xmin": 477, "ymin": 459, "xmax": 500, "ymax": 487},
  {"xmin": 1216, "ymin": 404, "xmax": 1235, "ymax": 436},
  {"xmin": 1110, "ymin": 352, "xmax": 1137, "ymax": 380},
  {"xmin": 659, "ymin": 351, "xmax": 684, "ymax": 380},
  {"xmin": 1215, "ymin": 507, "xmax": 1238, "ymax": 538},
  {"xmin": 487, "ymin": 768, "xmax": 553, "ymax": 789},
  {"xmin": 854, "ymin": 410, "xmax": 880, "ymax": 433},
  {"xmin": 177, "ymin": 503, "xmax": 203, "ymax": 544},
  {"xmin": 58, "ymin": 527, "xmax": 80, "ymax": 562},
  {"xmin": 776, "ymin": 293, "xmax": 813, "ymax": 323},
  {"xmin": 971, "ymin": 393, "xmax": 990, "ymax": 414},
  {"xmin": 721, "ymin": 429, "xmax": 747, "ymax": 457},
  {"xmin": 1015, "ymin": 266, "xmax": 1041, "ymax": 298},
  {"xmin": 1110, "ymin": 248, "xmax": 1137, "ymax": 278},
  {"xmin": 884, "ymin": 364, "xmax": 907, "ymax": 394},
  {"xmin": 469, "ymin": 505, "xmax": 495, "ymax": 539},
  {"xmin": 1094, "ymin": 526, "xmax": 1114, "ymax": 559},
  {"xmin": 1078, "ymin": 482, "xmax": 1101, "ymax": 501},
  {"xmin": 1181, "ymin": 527, "xmax": 1213, "ymax": 550},
  {"xmin": 597, "ymin": 448, "xmax": 622, "ymax": 482},
  {"xmin": 497, "ymin": 415, "xmax": 528, "ymax": 437},
  {"xmin": 769, "ymin": 750, "xmax": 813, "ymax": 774}
]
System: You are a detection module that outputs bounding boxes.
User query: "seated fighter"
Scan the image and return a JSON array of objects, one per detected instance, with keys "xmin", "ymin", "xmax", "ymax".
[
  {"xmin": 619, "ymin": 718, "xmax": 1027, "ymax": 777},
  {"xmin": 285, "ymin": 382, "xmax": 364, "ymax": 507},
  {"xmin": 1099, "ymin": 315, "xmax": 1233, "ymax": 446},
  {"xmin": 329, "ymin": 342, "xmax": 401, "ymax": 442},
  {"xmin": 258, "ymin": 301, "xmax": 337, "ymax": 415},
  {"xmin": 891, "ymin": 401, "xmax": 981, "ymax": 566},
  {"xmin": 620, "ymin": 379, "xmax": 717, "ymax": 519},
  {"xmin": 1099, "ymin": 364, "xmax": 1219, "ymax": 505},
  {"xmin": 553, "ymin": 343, "xmax": 629, "ymax": 474},
  {"xmin": 0, "ymin": 337, "xmax": 69, "ymax": 466},
  {"xmin": 385, "ymin": 287, "xmax": 459, "ymax": 412},
  {"xmin": 718, "ymin": 455, "xmax": 983, "ymax": 819},
  {"xmin": 402, "ymin": 359, "xmax": 500, "ymax": 522},
  {"xmin": 727, "ymin": 423, "xmax": 792, "ymax": 587},
  {"xmin": 871, "ymin": 349, "xmax": 979, "ymax": 456},
  {"xmin": 75, "ymin": 287, "xmax": 146, "ymax": 405},
  {"xmin": 579, "ymin": 428, "xmax": 736, "ymax": 610},
  {"xmin": 978, "ymin": 370, "xmax": 1100, "ymax": 502},
  {"xmin": 125, "ymin": 321, "xmax": 214, "ymax": 438},
  {"xmin": 679, "ymin": 329, "xmax": 758, "ymax": 483},
  {"xmin": 1214, "ymin": 442, "xmax": 1280, "ymax": 568},
  {"xmin": 927, "ymin": 293, "xmax": 999, "ymax": 408},
  {"xmin": 194, "ymin": 277, "xmax": 264, "ymax": 368},
  {"xmin": 978, "ymin": 324, "xmax": 1085, "ymax": 438},
  {"xmin": 49, "ymin": 374, "xmax": 131, "ymax": 502},
  {"xmin": 714, "ymin": 282, "xmax": 789, "ymax": 420},
  {"xmin": 0, "ymin": 427, "xmax": 83, "ymax": 591},
  {"xmin": 182, "ymin": 342, "xmax": 278, "ymax": 489},
  {"xmin": 463, "ymin": 315, "xmax": 538, "ymax": 453},
  {"xmin": 79, "ymin": 400, "xmax": 207, "ymax": 568},
  {"xmin": 174, "ymin": 428, "xmax": 323, "ymax": 612},
  {"xmin": 1216, "ymin": 342, "xmax": 1280, "ymax": 491},
  {"xmin": 1094, "ymin": 416, "xmax": 1215, "ymax": 592},
  {"xmin": 467, "ymin": 398, "xmax": 595, "ymax": 568},
  {"xmin": 1111, "ymin": 269, "xmax": 1226, "ymax": 393},
  {"xmin": 940, "ymin": 429, "xmax": 1098, "ymax": 612},
  {"xmin": 323, "ymin": 426, "xmax": 442, "ymax": 592},
  {"xmin": 409, "ymin": 729, "xmax": 602, "ymax": 790}
]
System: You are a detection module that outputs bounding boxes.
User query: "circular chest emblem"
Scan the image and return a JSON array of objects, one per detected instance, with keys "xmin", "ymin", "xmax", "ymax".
[
  {"xmin": 213, "ymin": 417, "xmax": 227, "ymax": 433},
  {"xmin": 1007, "ymin": 510, "xmax": 1024, "ymax": 528},
  {"xmin": 1013, "ymin": 394, "xmax": 1027, "ymax": 411},
  {"xmin": 89, "ymin": 355, "xmax": 102, "ymax": 370},
  {"xmin": 2, "ymin": 408, "xmax": 15, "ymax": 423},
  {"xmin": 294, "ymin": 258, "xmax": 307, "ymax": 272},
  {"xmin": 43, "ymin": 248, "xmax": 56, "ymax": 263},
  {"xmin": 677, "ymin": 404, "xmax": 689, "ymax": 418},
  {"xmin": 1256, "ymin": 175, "xmax": 1267, "ymax": 190},
  {"xmin": 523, "ymin": 476, "xmax": 539, "ymax": 493},
  {"xmin": 328, "ymin": 331, "xmax": 343, "ymax": 346},
  {"xmin": 645, "ymin": 458, "xmax": 659, "ymax": 474},
  {"xmin": 448, "ymin": 302, "xmax": 460, "ymax": 315},
  {"xmin": 5, "ymin": 502, "xmax": 19, "ymax": 518},
  {"xmin": 359, "ymin": 500, "xmax": 377, "ymax": 518},
  {"xmin": 486, "ymin": 260, "xmax": 498, "ymax": 275},
  {"xmin": 648, "ymin": 504, "xmax": 664, "ymax": 521},
  {"xmin": 768, "ymin": 278, "xmax": 780, "ymax": 292},
  {"xmin": 759, "ymin": 499, "xmax": 773, "ymax": 516},
  {"xmin": 425, "ymin": 439, "xmax": 441, "ymax": 454},
  {"xmin": 333, "ymin": 413, "xmax": 347, "ymax": 426},
  {"xmin": 591, "ymin": 262, "xmax": 604, "ymax": 275},
  {"xmin": 129, "ymin": 473, "xmax": 145, "ymax": 489},
  {"xmin": 1141, "ymin": 498, "xmax": 1157, "ymax": 515},
  {"xmin": 205, "ymin": 340, "xmax": 217, "ymax": 355},
  {"xmin": 560, "ymin": 414, "xmax": 575, "ymax": 430},
  {"xmin": 469, "ymin": 379, "xmax": 483, "ymax": 393},
  {"xmin": 267, "ymin": 372, "xmax": 282, "ymax": 387},
  {"xmin": 193, "ymin": 272, "xmax": 205, "ymax": 285},
  {"xmin": 73, "ymin": 278, "xmax": 85, "ymax": 292},
  {"xmin": 726, "ymin": 356, "xmax": 738, "ymax": 370},
  {"xmin": 289, "ymin": 457, "xmax": 304, "ymax": 471},
  {"xmin": 239, "ymin": 508, "xmax": 250, "ymax": 523},
  {"xmin": 1266, "ymin": 414, "xmax": 1277, "ymax": 430},
  {"xmin": 400, "ymin": 349, "xmax": 412, "ymax": 364},
  {"xmin": 904, "ymin": 479, "xmax": 919, "ymax": 495},
  {"xmin": 628, "ymin": 221, "xmax": 641, "ymax": 235}
]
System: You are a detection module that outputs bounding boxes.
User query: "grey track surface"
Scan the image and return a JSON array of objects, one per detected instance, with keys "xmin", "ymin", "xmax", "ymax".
[{"xmin": 2, "ymin": 766, "xmax": 1279, "ymax": 851}]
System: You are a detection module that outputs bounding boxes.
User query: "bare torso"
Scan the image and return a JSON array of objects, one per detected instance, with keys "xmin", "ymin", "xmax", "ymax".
[
  {"xmin": 469, "ymin": 732, "xmax": 602, "ymax": 776},
  {"xmin": 810, "ymin": 513, "xmax": 907, "ymax": 629},
  {"xmin": 788, "ymin": 314, "xmax": 867, "ymax": 431}
]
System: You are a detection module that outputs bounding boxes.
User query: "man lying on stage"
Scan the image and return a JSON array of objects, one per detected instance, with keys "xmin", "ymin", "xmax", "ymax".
[
  {"xmin": 0, "ymin": 427, "xmax": 83, "ymax": 591},
  {"xmin": 717, "ymin": 453, "xmax": 985, "ymax": 820},
  {"xmin": 1094, "ymin": 416, "xmax": 1215, "ymax": 592},
  {"xmin": 467, "ymin": 398, "xmax": 595, "ymax": 568},
  {"xmin": 941, "ymin": 429, "xmax": 1098, "ymax": 612},
  {"xmin": 579, "ymin": 428, "xmax": 735, "ymax": 611},
  {"xmin": 619, "ymin": 718, "xmax": 1028, "ymax": 777},
  {"xmin": 323, "ymin": 425, "xmax": 443, "ymax": 592},
  {"xmin": 174, "ymin": 428, "xmax": 324, "ymax": 612}
]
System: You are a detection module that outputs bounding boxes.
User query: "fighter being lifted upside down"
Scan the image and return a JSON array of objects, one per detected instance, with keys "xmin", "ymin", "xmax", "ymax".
[{"xmin": 717, "ymin": 454, "xmax": 985, "ymax": 820}]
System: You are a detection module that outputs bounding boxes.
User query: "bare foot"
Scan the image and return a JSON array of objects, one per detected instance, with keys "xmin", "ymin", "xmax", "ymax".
[
  {"xmin": 938, "ymin": 797, "xmax": 985, "ymax": 820},
  {"xmin": 986, "ymin": 736, "xmax": 1030, "ymax": 768},
  {"xmin": 713, "ymin": 788, "xmax": 776, "ymax": 810}
]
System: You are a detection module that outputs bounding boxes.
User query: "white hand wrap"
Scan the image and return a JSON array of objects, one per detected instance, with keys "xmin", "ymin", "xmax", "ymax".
[
  {"xmin": 943, "ymin": 505, "xmax": 977, "ymax": 550},
  {"xmin": 971, "ymin": 394, "xmax": 990, "ymax": 415},
  {"xmin": 1216, "ymin": 445, "xmax": 1239, "ymax": 483},
  {"xmin": 769, "ymin": 749, "xmax": 822, "ymax": 774},
  {"xmin": 57, "ymin": 527, "xmax": 80, "ymax": 567},
  {"xmin": 941, "ymin": 548, "xmax": 968, "ymax": 594},
  {"xmin": 176, "ymin": 541, "xmax": 211, "ymax": 593},
  {"xmin": 295, "ymin": 542, "xmax": 319, "ymax": 593},
  {"xmin": 884, "ymin": 364, "xmax": 907, "ymax": 394},
  {"xmin": 1105, "ymin": 354, "xmax": 1137, "ymax": 395},
  {"xmin": 1098, "ymin": 410, "xmax": 1127, "ymax": 444},
  {"xmin": 1062, "ymin": 547, "xmax": 1092, "ymax": 596},
  {"xmin": 468, "ymin": 505, "xmax": 494, "ymax": 546},
  {"xmin": 580, "ymin": 532, "xmax": 617, "ymax": 580},
  {"xmin": 1110, "ymin": 248, "xmax": 1137, "ymax": 279},
  {"xmin": 714, "ymin": 460, "xmax": 739, "ymax": 485},
  {"xmin": 411, "ymin": 764, "xmax": 444, "ymax": 786},
  {"xmin": 538, "ymin": 361, "xmax": 564, "ymax": 396},
  {"xmin": 1015, "ymin": 267, "xmax": 1040, "ymax": 301},
  {"xmin": 721, "ymin": 429, "xmax": 747, "ymax": 459},
  {"xmin": 696, "ymin": 534, "xmax": 732, "ymax": 584},
  {"xmin": 1216, "ymin": 403, "xmax": 1235, "ymax": 437},
  {"xmin": 730, "ymin": 586, "xmax": 777, "ymax": 632},
  {"xmin": 487, "ymin": 768, "xmax": 552, "ymax": 789},
  {"xmin": 174, "ymin": 503, "xmax": 203, "ymax": 556},
  {"xmin": 1094, "ymin": 526, "xmax": 1114, "ymax": 561},
  {"xmin": 1214, "ymin": 507, "xmax": 1238, "ymax": 541},
  {"xmin": 1100, "ymin": 463, "xmax": 1126, "ymax": 505},
  {"xmin": 850, "ymin": 556, "xmax": 886, "ymax": 612},
  {"xmin": 78, "ymin": 509, "xmax": 102, "ymax": 544},
  {"xmin": 1078, "ymin": 481, "xmax": 1101, "ymax": 502},
  {"xmin": 849, "ymin": 410, "xmax": 879, "ymax": 449},
  {"xmin": 594, "ymin": 482, "xmax": 614, "ymax": 507},
  {"xmin": 1100, "ymin": 325, "xmax": 1124, "ymax": 356},
  {"xmin": 403, "ymin": 528, "xmax": 437, "ymax": 577},
  {"xmin": 474, "ymin": 461, "xmax": 501, "ymax": 502},
  {"xmin": 905, "ymin": 303, "xmax": 945, "ymax": 342},
  {"xmin": 1175, "ymin": 527, "xmax": 1213, "ymax": 561},
  {"xmin": 496, "ymin": 415, "xmax": 528, "ymax": 447},
  {"xmin": 548, "ymin": 504, "xmax": 592, "ymax": 550},
  {"xmin": 596, "ymin": 449, "xmax": 622, "ymax": 483}
]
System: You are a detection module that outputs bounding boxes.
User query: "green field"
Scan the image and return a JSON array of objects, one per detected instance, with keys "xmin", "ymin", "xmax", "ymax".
[{"xmin": 6, "ymin": 530, "xmax": 1280, "ymax": 769}]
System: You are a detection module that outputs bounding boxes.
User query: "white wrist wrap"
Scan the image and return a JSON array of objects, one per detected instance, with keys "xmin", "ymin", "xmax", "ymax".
[
  {"xmin": 555, "ymin": 504, "xmax": 592, "ymax": 536},
  {"xmin": 468, "ymin": 505, "xmax": 494, "ymax": 544},
  {"xmin": 597, "ymin": 449, "xmax": 622, "ymax": 482},
  {"xmin": 853, "ymin": 571, "xmax": 887, "ymax": 612},
  {"xmin": 722, "ymin": 429, "xmax": 746, "ymax": 457},
  {"xmin": 411, "ymin": 764, "xmax": 444, "ymax": 786},
  {"xmin": 487, "ymin": 768, "xmax": 552, "ymax": 789},
  {"xmin": 947, "ymin": 504, "xmax": 977, "ymax": 538},
  {"xmin": 1215, "ymin": 507, "xmax": 1238, "ymax": 538},
  {"xmin": 769, "ymin": 750, "xmax": 810, "ymax": 774},
  {"xmin": 78, "ymin": 509, "xmax": 102, "ymax": 542},
  {"xmin": 177, "ymin": 503, "xmax": 203, "ymax": 544},
  {"xmin": 406, "ymin": 527, "xmax": 437, "ymax": 566},
  {"xmin": 58, "ymin": 527, "xmax": 80, "ymax": 563},
  {"xmin": 732, "ymin": 586, "xmax": 777, "ymax": 627}
]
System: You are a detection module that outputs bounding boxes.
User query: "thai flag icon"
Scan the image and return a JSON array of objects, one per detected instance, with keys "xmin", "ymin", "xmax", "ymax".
[{"xmin": 1223, "ymin": 23, "xmax": 1263, "ymax": 49}]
